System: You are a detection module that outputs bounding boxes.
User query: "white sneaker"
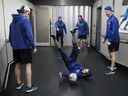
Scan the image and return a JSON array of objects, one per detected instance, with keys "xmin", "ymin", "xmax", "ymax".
[
  {"xmin": 24, "ymin": 86, "xmax": 38, "ymax": 93},
  {"xmin": 16, "ymin": 83, "xmax": 24, "ymax": 90},
  {"xmin": 78, "ymin": 47, "xmax": 81, "ymax": 50},
  {"xmin": 105, "ymin": 71, "xmax": 116, "ymax": 75},
  {"xmin": 107, "ymin": 66, "xmax": 117, "ymax": 71},
  {"xmin": 59, "ymin": 72, "xmax": 63, "ymax": 79}
]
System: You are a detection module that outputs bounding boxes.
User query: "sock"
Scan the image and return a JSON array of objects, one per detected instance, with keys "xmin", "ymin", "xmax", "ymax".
[
  {"xmin": 110, "ymin": 64, "xmax": 116, "ymax": 71},
  {"xmin": 17, "ymin": 81, "xmax": 22, "ymax": 85},
  {"xmin": 27, "ymin": 84, "xmax": 32, "ymax": 88}
]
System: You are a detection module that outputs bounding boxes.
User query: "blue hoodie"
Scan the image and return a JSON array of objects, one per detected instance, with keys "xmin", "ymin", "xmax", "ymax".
[
  {"xmin": 9, "ymin": 14, "xmax": 35, "ymax": 49},
  {"xmin": 55, "ymin": 20, "xmax": 67, "ymax": 34},
  {"xmin": 105, "ymin": 15, "xmax": 120, "ymax": 42},
  {"xmin": 76, "ymin": 19, "xmax": 89, "ymax": 37},
  {"xmin": 58, "ymin": 47, "xmax": 84, "ymax": 79}
]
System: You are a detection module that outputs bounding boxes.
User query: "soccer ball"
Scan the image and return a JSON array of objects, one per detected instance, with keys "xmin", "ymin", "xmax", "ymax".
[
  {"xmin": 82, "ymin": 69, "xmax": 90, "ymax": 74},
  {"xmin": 69, "ymin": 73, "xmax": 77, "ymax": 82}
]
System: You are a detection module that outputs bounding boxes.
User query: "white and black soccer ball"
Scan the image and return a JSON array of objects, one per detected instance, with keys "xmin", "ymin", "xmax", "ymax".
[
  {"xmin": 69, "ymin": 73, "xmax": 77, "ymax": 82},
  {"xmin": 82, "ymin": 68, "xmax": 90, "ymax": 74}
]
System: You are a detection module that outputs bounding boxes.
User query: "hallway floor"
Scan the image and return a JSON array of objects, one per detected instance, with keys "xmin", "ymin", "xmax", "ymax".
[{"xmin": 1, "ymin": 47, "xmax": 128, "ymax": 96}]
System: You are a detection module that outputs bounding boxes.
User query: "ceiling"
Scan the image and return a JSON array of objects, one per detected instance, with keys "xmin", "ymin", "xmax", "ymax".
[{"xmin": 28, "ymin": 0, "xmax": 95, "ymax": 6}]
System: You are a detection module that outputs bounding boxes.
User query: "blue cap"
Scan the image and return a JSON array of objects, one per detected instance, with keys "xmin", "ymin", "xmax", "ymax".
[{"xmin": 104, "ymin": 6, "xmax": 114, "ymax": 12}]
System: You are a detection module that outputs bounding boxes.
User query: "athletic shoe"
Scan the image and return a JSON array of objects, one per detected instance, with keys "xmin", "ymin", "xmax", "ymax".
[
  {"xmin": 105, "ymin": 70, "xmax": 116, "ymax": 75},
  {"xmin": 24, "ymin": 86, "xmax": 38, "ymax": 93},
  {"xmin": 16, "ymin": 83, "xmax": 24, "ymax": 90},
  {"xmin": 59, "ymin": 72, "xmax": 63, "ymax": 79},
  {"xmin": 107, "ymin": 66, "xmax": 117, "ymax": 71},
  {"xmin": 78, "ymin": 47, "xmax": 81, "ymax": 50}
]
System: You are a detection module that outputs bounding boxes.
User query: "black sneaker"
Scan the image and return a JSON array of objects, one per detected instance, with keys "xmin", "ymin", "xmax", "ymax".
[
  {"xmin": 24, "ymin": 86, "xmax": 38, "ymax": 93},
  {"xmin": 16, "ymin": 83, "xmax": 24, "ymax": 90}
]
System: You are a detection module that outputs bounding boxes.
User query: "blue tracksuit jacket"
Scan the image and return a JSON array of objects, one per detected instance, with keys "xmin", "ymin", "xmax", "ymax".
[
  {"xmin": 105, "ymin": 15, "xmax": 120, "ymax": 42},
  {"xmin": 58, "ymin": 45, "xmax": 83, "ymax": 79},
  {"xmin": 9, "ymin": 14, "xmax": 35, "ymax": 49},
  {"xmin": 76, "ymin": 19, "xmax": 89, "ymax": 37},
  {"xmin": 55, "ymin": 20, "xmax": 67, "ymax": 34}
]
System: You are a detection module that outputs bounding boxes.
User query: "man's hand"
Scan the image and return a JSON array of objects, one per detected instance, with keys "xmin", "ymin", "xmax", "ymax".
[
  {"xmin": 102, "ymin": 39, "xmax": 106, "ymax": 44},
  {"xmin": 57, "ymin": 27, "xmax": 59, "ymax": 31}
]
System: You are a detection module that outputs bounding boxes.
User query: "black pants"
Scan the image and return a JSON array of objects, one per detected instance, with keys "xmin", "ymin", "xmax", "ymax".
[
  {"xmin": 13, "ymin": 49, "xmax": 32, "ymax": 64},
  {"xmin": 56, "ymin": 32, "xmax": 64, "ymax": 47},
  {"xmin": 108, "ymin": 41, "xmax": 120, "ymax": 52}
]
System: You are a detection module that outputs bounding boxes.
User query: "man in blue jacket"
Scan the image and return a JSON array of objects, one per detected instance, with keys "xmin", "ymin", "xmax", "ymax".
[
  {"xmin": 9, "ymin": 6, "xmax": 38, "ymax": 93},
  {"xmin": 103, "ymin": 6, "xmax": 120, "ymax": 75},
  {"xmin": 55, "ymin": 16, "xmax": 67, "ymax": 47},
  {"xmin": 76, "ymin": 15, "xmax": 89, "ymax": 48},
  {"xmin": 51, "ymin": 32, "xmax": 92, "ymax": 82}
]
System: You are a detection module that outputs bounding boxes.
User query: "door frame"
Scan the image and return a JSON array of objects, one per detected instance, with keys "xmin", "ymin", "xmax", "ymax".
[
  {"xmin": 35, "ymin": 6, "xmax": 52, "ymax": 46},
  {"xmin": 95, "ymin": 6, "xmax": 102, "ymax": 51}
]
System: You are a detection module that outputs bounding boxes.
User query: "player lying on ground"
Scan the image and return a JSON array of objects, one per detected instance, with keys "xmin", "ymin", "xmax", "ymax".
[{"xmin": 51, "ymin": 33, "xmax": 92, "ymax": 82}]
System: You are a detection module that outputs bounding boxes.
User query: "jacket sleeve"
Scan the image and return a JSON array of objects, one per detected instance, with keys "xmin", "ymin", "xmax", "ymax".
[
  {"xmin": 111, "ymin": 19, "xmax": 117, "ymax": 34},
  {"xmin": 84, "ymin": 21, "xmax": 89, "ymax": 35},
  {"xmin": 111, "ymin": 18, "xmax": 119, "ymax": 41},
  {"xmin": 63, "ymin": 22, "xmax": 67, "ymax": 34},
  {"xmin": 22, "ymin": 19, "xmax": 36, "ymax": 49}
]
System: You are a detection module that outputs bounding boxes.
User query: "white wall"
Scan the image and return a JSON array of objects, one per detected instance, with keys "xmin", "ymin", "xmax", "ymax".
[
  {"xmin": 0, "ymin": 0, "xmax": 5, "ymax": 51},
  {"xmin": 0, "ymin": 0, "xmax": 7, "ymax": 90},
  {"xmin": 114, "ymin": 0, "xmax": 128, "ymax": 67}
]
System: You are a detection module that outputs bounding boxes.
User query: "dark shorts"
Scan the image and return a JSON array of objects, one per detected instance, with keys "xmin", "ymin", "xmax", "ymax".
[
  {"xmin": 108, "ymin": 42, "xmax": 120, "ymax": 52},
  {"xmin": 78, "ymin": 35, "xmax": 87, "ymax": 39},
  {"xmin": 13, "ymin": 49, "xmax": 33, "ymax": 64}
]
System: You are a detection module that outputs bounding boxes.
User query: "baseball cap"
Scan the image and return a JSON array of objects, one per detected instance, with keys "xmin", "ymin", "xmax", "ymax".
[
  {"xmin": 17, "ymin": 6, "xmax": 30, "ymax": 13},
  {"xmin": 104, "ymin": 6, "xmax": 114, "ymax": 12}
]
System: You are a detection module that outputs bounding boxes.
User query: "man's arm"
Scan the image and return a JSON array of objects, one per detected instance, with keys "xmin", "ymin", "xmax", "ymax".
[
  {"xmin": 111, "ymin": 17, "xmax": 120, "ymax": 41},
  {"xmin": 84, "ymin": 21, "xmax": 89, "ymax": 35},
  {"xmin": 55, "ymin": 22, "xmax": 59, "ymax": 31},
  {"xmin": 22, "ymin": 19, "xmax": 36, "ymax": 49},
  {"xmin": 63, "ymin": 23, "xmax": 67, "ymax": 34}
]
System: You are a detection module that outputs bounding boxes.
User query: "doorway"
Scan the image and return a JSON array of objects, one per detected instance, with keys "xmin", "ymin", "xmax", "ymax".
[
  {"xmin": 95, "ymin": 7, "xmax": 102, "ymax": 51},
  {"xmin": 51, "ymin": 6, "xmax": 91, "ymax": 46},
  {"xmin": 35, "ymin": 6, "xmax": 91, "ymax": 46},
  {"xmin": 36, "ymin": 6, "xmax": 51, "ymax": 46}
]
